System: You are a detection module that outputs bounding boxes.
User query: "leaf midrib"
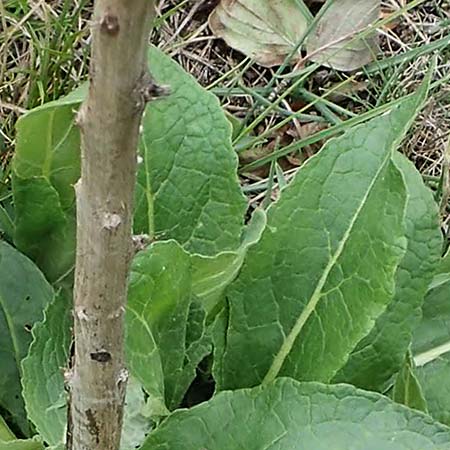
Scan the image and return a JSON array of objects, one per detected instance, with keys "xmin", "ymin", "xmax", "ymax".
[
  {"xmin": 414, "ymin": 341, "xmax": 450, "ymax": 367},
  {"xmin": 262, "ymin": 150, "xmax": 393, "ymax": 385},
  {"xmin": 0, "ymin": 293, "xmax": 22, "ymax": 379}
]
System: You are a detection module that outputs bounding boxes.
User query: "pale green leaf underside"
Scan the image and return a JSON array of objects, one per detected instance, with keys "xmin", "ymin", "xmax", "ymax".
[
  {"xmin": 21, "ymin": 292, "xmax": 71, "ymax": 447},
  {"xmin": 219, "ymin": 93, "xmax": 424, "ymax": 390},
  {"xmin": 13, "ymin": 101, "xmax": 79, "ymax": 282},
  {"xmin": 335, "ymin": 150, "xmax": 442, "ymax": 391},
  {"xmin": 120, "ymin": 377, "xmax": 153, "ymax": 450},
  {"xmin": 0, "ymin": 242, "xmax": 53, "ymax": 435},
  {"xmin": 0, "ymin": 416, "xmax": 14, "ymax": 442},
  {"xmin": 306, "ymin": 0, "xmax": 380, "ymax": 71},
  {"xmin": 191, "ymin": 208, "xmax": 266, "ymax": 315},
  {"xmin": 0, "ymin": 437, "xmax": 44, "ymax": 450},
  {"xmin": 209, "ymin": 0, "xmax": 312, "ymax": 67},
  {"xmin": 126, "ymin": 241, "xmax": 209, "ymax": 411},
  {"xmin": 141, "ymin": 378, "xmax": 450, "ymax": 450}
]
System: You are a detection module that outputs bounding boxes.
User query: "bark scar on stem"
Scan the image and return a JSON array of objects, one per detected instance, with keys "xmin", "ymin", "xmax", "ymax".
[
  {"xmin": 90, "ymin": 351, "xmax": 112, "ymax": 363},
  {"xmin": 132, "ymin": 234, "xmax": 152, "ymax": 254},
  {"xmin": 85, "ymin": 409, "xmax": 100, "ymax": 444},
  {"xmin": 103, "ymin": 212, "xmax": 122, "ymax": 230},
  {"xmin": 100, "ymin": 12, "xmax": 120, "ymax": 36},
  {"xmin": 136, "ymin": 71, "xmax": 171, "ymax": 110}
]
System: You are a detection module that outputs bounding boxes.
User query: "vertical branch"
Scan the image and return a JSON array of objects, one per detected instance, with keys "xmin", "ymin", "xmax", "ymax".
[{"xmin": 68, "ymin": 1, "xmax": 156, "ymax": 449}]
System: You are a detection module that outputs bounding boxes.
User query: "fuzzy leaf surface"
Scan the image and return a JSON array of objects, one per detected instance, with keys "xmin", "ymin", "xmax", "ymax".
[
  {"xmin": 134, "ymin": 46, "xmax": 246, "ymax": 255},
  {"xmin": 13, "ymin": 47, "xmax": 246, "ymax": 282},
  {"xmin": 21, "ymin": 292, "xmax": 71, "ymax": 446},
  {"xmin": 335, "ymin": 150, "xmax": 441, "ymax": 391},
  {"xmin": 0, "ymin": 242, "xmax": 53, "ymax": 434},
  {"xmin": 218, "ymin": 95, "xmax": 423, "ymax": 390},
  {"xmin": 127, "ymin": 241, "xmax": 209, "ymax": 411},
  {"xmin": 142, "ymin": 378, "xmax": 450, "ymax": 450}
]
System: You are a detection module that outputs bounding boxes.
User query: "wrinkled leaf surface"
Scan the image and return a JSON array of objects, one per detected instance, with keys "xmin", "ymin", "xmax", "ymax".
[{"xmin": 142, "ymin": 378, "xmax": 450, "ymax": 450}]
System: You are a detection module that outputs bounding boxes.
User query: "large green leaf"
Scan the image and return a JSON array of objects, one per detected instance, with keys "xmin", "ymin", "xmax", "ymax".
[
  {"xmin": 0, "ymin": 241, "xmax": 53, "ymax": 435},
  {"xmin": 134, "ymin": 46, "xmax": 246, "ymax": 255},
  {"xmin": 171, "ymin": 297, "xmax": 211, "ymax": 407},
  {"xmin": 141, "ymin": 378, "xmax": 450, "ymax": 450},
  {"xmin": 13, "ymin": 99, "xmax": 80, "ymax": 283},
  {"xmin": 334, "ymin": 151, "xmax": 442, "ymax": 390},
  {"xmin": 21, "ymin": 292, "xmax": 71, "ymax": 447},
  {"xmin": 216, "ymin": 94, "xmax": 424, "ymax": 390},
  {"xmin": 13, "ymin": 47, "xmax": 246, "ymax": 282}
]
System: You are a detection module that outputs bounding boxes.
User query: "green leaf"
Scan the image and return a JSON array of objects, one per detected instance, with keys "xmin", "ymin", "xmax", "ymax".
[
  {"xmin": 0, "ymin": 437, "xmax": 44, "ymax": 450},
  {"xmin": 12, "ymin": 176, "xmax": 76, "ymax": 284},
  {"xmin": 134, "ymin": 46, "xmax": 246, "ymax": 255},
  {"xmin": 22, "ymin": 297, "xmax": 153, "ymax": 450},
  {"xmin": 413, "ymin": 272, "xmax": 450, "ymax": 365},
  {"xmin": 306, "ymin": 0, "xmax": 380, "ymax": 71},
  {"xmin": 13, "ymin": 99, "xmax": 80, "ymax": 283},
  {"xmin": 21, "ymin": 291, "xmax": 72, "ymax": 447},
  {"xmin": 208, "ymin": 0, "xmax": 312, "ymax": 67},
  {"xmin": 415, "ymin": 354, "xmax": 450, "ymax": 426},
  {"xmin": 191, "ymin": 209, "xmax": 266, "ymax": 315},
  {"xmin": 0, "ymin": 203, "xmax": 14, "ymax": 243},
  {"xmin": 126, "ymin": 241, "xmax": 192, "ymax": 411},
  {"xmin": 0, "ymin": 241, "xmax": 53, "ymax": 435},
  {"xmin": 13, "ymin": 103, "xmax": 80, "ymax": 209},
  {"xmin": 171, "ymin": 299, "xmax": 212, "ymax": 407},
  {"xmin": 120, "ymin": 377, "xmax": 152, "ymax": 450},
  {"xmin": 127, "ymin": 210, "xmax": 264, "ymax": 410},
  {"xmin": 393, "ymin": 353, "xmax": 428, "ymax": 413},
  {"xmin": 141, "ymin": 378, "xmax": 450, "ymax": 450},
  {"xmin": 411, "ymin": 259, "xmax": 450, "ymax": 426},
  {"xmin": 0, "ymin": 416, "xmax": 15, "ymax": 442},
  {"xmin": 334, "ymin": 151, "xmax": 442, "ymax": 391},
  {"xmin": 13, "ymin": 47, "xmax": 246, "ymax": 282},
  {"xmin": 21, "ymin": 291, "xmax": 153, "ymax": 449},
  {"xmin": 217, "ymin": 94, "xmax": 424, "ymax": 390}
]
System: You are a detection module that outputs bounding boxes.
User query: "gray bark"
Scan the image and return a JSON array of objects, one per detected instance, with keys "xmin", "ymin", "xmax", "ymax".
[{"xmin": 68, "ymin": 1, "xmax": 156, "ymax": 449}]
